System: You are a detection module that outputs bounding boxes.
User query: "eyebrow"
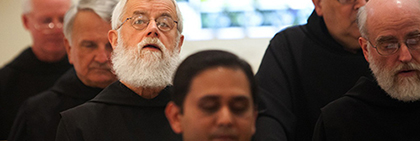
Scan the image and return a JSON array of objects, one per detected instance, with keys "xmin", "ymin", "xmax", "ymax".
[
  {"xmin": 376, "ymin": 30, "xmax": 420, "ymax": 43},
  {"xmin": 406, "ymin": 30, "xmax": 420, "ymax": 37},
  {"xmin": 230, "ymin": 95, "xmax": 250, "ymax": 102},
  {"xmin": 376, "ymin": 36, "xmax": 396, "ymax": 43},
  {"xmin": 131, "ymin": 11, "xmax": 174, "ymax": 19},
  {"xmin": 199, "ymin": 95, "xmax": 219, "ymax": 102},
  {"xmin": 132, "ymin": 11, "xmax": 146, "ymax": 16}
]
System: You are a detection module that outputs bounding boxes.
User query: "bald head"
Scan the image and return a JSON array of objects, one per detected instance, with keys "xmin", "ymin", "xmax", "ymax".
[{"xmin": 358, "ymin": 0, "xmax": 420, "ymax": 38}]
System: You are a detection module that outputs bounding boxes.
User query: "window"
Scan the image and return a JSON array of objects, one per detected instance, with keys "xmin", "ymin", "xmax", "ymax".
[{"xmin": 177, "ymin": 0, "xmax": 314, "ymax": 40}]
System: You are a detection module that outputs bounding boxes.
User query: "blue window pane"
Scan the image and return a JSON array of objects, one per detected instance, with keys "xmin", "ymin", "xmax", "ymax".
[{"xmin": 177, "ymin": 0, "xmax": 314, "ymax": 40}]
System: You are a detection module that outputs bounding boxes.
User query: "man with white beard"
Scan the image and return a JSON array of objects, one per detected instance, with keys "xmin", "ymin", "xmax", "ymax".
[
  {"xmin": 55, "ymin": 0, "xmax": 184, "ymax": 140},
  {"xmin": 312, "ymin": 0, "xmax": 420, "ymax": 140}
]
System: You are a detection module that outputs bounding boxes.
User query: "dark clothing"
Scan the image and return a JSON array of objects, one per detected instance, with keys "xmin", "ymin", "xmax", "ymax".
[
  {"xmin": 8, "ymin": 68, "xmax": 103, "ymax": 141},
  {"xmin": 56, "ymin": 81, "xmax": 181, "ymax": 141},
  {"xmin": 0, "ymin": 47, "xmax": 72, "ymax": 139},
  {"xmin": 254, "ymin": 11, "xmax": 371, "ymax": 141},
  {"xmin": 313, "ymin": 76, "xmax": 420, "ymax": 141}
]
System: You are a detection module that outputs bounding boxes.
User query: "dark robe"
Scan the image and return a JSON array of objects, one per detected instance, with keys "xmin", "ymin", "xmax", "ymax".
[
  {"xmin": 56, "ymin": 81, "xmax": 181, "ymax": 141},
  {"xmin": 254, "ymin": 11, "xmax": 371, "ymax": 141},
  {"xmin": 0, "ymin": 47, "xmax": 72, "ymax": 139},
  {"xmin": 313, "ymin": 76, "xmax": 420, "ymax": 141},
  {"xmin": 8, "ymin": 68, "xmax": 104, "ymax": 141}
]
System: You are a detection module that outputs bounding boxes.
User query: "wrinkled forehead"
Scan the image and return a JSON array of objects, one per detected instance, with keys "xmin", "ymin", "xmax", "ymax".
[{"xmin": 124, "ymin": 0, "xmax": 177, "ymax": 20}]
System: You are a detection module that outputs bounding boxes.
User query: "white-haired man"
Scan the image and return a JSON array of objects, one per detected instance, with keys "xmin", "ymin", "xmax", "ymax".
[
  {"xmin": 0, "ymin": 0, "xmax": 72, "ymax": 139},
  {"xmin": 8, "ymin": 0, "xmax": 118, "ymax": 140},
  {"xmin": 55, "ymin": 0, "xmax": 184, "ymax": 140},
  {"xmin": 313, "ymin": 0, "xmax": 420, "ymax": 140}
]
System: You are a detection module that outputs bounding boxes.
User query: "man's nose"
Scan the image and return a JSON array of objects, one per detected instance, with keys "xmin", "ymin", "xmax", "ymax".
[
  {"xmin": 354, "ymin": 0, "xmax": 368, "ymax": 10},
  {"xmin": 216, "ymin": 106, "xmax": 234, "ymax": 127},
  {"xmin": 398, "ymin": 44, "xmax": 413, "ymax": 63},
  {"xmin": 145, "ymin": 20, "xmax": 159, "ymax": 37},
  {"xmin": 95, "ymin": 47, "xmax": 110, "ymax": 63},
  {"xmin": 48, "ymin": 19, "xmax": 64, "ymax": 34}
]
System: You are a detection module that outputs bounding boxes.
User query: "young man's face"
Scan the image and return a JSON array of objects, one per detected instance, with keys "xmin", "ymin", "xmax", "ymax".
[{"xmin": 171, "ymin": 67, "xmax": 257, "ymax": 141}]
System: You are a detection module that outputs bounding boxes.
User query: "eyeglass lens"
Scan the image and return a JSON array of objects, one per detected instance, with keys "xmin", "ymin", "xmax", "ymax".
[
  {"xmin": 129, "ymin": 14, "xmax": 176, "ymax": 31},
  {"xmin": 374, "ymin": 36, "xmax": 420, "ymax": 55}
]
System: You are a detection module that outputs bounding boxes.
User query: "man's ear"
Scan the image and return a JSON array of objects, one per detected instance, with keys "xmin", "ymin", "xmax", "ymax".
[
  {"xmin": 64, "ymin": 38, "xmax": 73, "ymax": 64},
  {"xmin": 165, "ymin": 102, "xmax": 183, "ymax": 134},
  {"xmin": 312, "ymin": 0, "xmax": 324, "ymax": 16},
  {"xmin": 108, "ymin": 29, "xmax": 118, "ymax": 50},
  {"xmin": 177, "ymin": 35, "xmax": 184, "ymax": 53},
  {"xmin": 22, "ymin": 14, "xmax": 30, "ymax": 30},
  {"xmin": 359, "ymin": 37, "xmax": 370, "ymax": 62}
]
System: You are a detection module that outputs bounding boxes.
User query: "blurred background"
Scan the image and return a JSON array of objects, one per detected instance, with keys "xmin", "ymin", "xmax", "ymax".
[{"xmin": 0, "ymin": 0, "xmax": 314, "ymax": 73}]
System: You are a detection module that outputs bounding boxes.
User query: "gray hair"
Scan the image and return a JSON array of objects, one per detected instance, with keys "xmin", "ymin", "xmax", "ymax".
[
  {"xmin": 357, "ymin": 5, "xmax": 368, "ymax": 39},
  {"xmin": 22, "ymin": 0, "xmax": 73, "ymax": 14},
  {"xmin": 111, "ymin": 0, "xmax": 183, "ymax": 34},
  {"xmin": 63, "ymin": 0, "xmax": 119, "ymax": 45}
]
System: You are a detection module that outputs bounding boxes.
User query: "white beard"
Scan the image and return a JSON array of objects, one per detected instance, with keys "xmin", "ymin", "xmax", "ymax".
[
  {"xmin": 111, "ymin": 34, "xmax": 180, "ymax": 88},
  {"xmin": 369, "ymin": 52, "xmax": 420, "ymax": 102}
]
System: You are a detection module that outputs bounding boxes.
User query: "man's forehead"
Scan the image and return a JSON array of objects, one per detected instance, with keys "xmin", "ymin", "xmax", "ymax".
[{"xmin": 124, "ymin": 0, "xmax": 176, "ymax": 18}]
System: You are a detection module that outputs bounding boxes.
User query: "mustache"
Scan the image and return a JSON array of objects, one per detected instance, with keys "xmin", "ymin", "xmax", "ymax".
[
  {"xmin": 393, "ymin": 62, "xmax": 420, "ymax": 75},
  {"xmin": 137, "ymin": 37, "xmax": 166, "ymax": 52}
]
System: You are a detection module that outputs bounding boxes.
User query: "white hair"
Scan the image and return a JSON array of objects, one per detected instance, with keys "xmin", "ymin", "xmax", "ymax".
[
  {"xmin": 22, "ymin": 0, "xmax": 73, "ymax": 14},
  {"xmin": 369, "ymin": 51, "xmax": 420, "ymax": 102},
  {"xmin": 110, "ymin": 0, "xmax": 183, "ymax": 34},
  {"xmin": 63, "ymin": 0, "xmax": 119, "ymax": 45},
  {"xmin": 357, "ymin": 6, "xmax": 368, "ymax": 39}
]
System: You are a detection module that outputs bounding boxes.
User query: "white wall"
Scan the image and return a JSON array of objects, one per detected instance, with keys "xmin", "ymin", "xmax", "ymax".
[
  {"xmin": 0, "ymin": 0, "xmax": 32, "ymax": 67},
  {"xmin": 0, "ymin": 0, "xmax": 270, "ymax": 73}
]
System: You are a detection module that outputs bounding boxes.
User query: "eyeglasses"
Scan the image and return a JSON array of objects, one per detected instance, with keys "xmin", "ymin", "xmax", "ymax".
[
  {"xmin": 367, "ymin": 35, "xmax": 420, "ymax": 56},
  {"xmin": 337, "ymin": 0, "xmax": 368, "ymax": 4},
  {"xmin": 117, "ymin": 14, "xmax": 178, "ymax": 32},
  {"xmin": 34, "ymin": 22, "xmax": 63, "ymax": 34}
]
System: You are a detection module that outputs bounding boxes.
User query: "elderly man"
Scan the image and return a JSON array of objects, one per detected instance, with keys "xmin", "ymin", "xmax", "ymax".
[
  {"xmin": 254, "ymin": 0, "xmax": 371, "ymax": 140},
  {"xmin": 55, "ymin": 0, "xmax": 184, "ymax": 140},
  {"xmin": 7, "ymin": 0, "xmax": 118, "ymax": 140},
  {"xmin": 165, "ymin": 50, "xmax": 258, "ymax": 141},
  {"xmin": 313, "ymin": 0, "xmax": 420, "ymax": 140},
  {"xmin": 0, "ymin": 0, "xmax": 72, "ymax": 139}
]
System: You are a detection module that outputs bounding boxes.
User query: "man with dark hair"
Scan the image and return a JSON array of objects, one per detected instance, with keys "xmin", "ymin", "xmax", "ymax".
[
  {"xmin": 55, "ymin": 0, "xmax": 184, "ymax": 140},
  {"xmin": 313, "ymin": 0, "xmax": 420, "ymax": 140},
  {"xmin": 7, "ymin": 0, "xmax": 118, "ymax": 140},
  {"xmin": 165, "ymin": 50, "xmax": 258, "ymax": 141},
  {"xmin": 0, "ymin": 0, "xmax": 72, "ymax": 139},
  {"xmin": 254, "ymin": 0, "xmax": 371, "ymax": 140}
]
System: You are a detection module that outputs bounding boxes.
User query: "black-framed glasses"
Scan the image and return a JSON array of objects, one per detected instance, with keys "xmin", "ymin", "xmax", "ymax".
[
  {"xmin": 117, "ymin": 14, "xmax": 178, "ymax": 32},
  {"xmin": 367, "ymin": 36, "xmax": 420, "ymax": 56},
  {"xmin": 337, "ymin": 0, "xmax": 368, "ymax": 4}
]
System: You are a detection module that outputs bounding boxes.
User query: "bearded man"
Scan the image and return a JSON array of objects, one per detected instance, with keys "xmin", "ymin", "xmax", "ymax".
[
  {"xmin": 313, "ymin": 0, "xmax": 420, "ymax": 140},
  {"xmin": 55, "ymin": 0, "xmax": 184, "ymax": 140}
]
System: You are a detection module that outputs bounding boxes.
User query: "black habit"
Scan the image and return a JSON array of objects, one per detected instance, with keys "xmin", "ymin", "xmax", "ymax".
[
  {"xmin": 56, "ymin": 81, "xmax": 181, "ymax": 141},
  {"xmin": 254, "ymin": 11, "xmax": 371, "ymax": 141},
  {"xmin": 313, "ymin": 76, "xmax": 420, "ymax": 141},
  {"xmin": 0, "ymin": 47, "xmax": 72, "ymax": 139},
  {"xmin": 8, "ymin": 68, "xmax": 103, "ymax": 141}
]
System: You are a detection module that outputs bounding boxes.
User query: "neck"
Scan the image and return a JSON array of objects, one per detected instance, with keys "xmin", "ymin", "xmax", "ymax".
[
  {"xmin": 331, "ymin": 35, "xmax": 361, "ymax": 54},
  {"xmin": 121, "ymin": 81, "xmax": 165, "ymax": 99},
  {"xmin": 31, "ymin": 46, "xmax": 66, "ymax": 62}
]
